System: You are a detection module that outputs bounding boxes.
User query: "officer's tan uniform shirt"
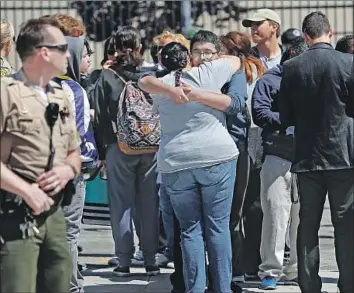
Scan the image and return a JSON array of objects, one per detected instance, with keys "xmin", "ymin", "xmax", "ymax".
[{"xmin": 0, "ymin": 70, "xmax": 79, "ymax": 181}]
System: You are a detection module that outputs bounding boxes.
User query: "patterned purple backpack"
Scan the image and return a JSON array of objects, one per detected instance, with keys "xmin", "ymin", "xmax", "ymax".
[{"xmin": 109, "ymin": 69, "xmax": 160, "ymax": 155}]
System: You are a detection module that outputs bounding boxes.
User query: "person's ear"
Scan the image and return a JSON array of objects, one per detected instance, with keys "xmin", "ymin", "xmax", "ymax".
[
  {"xmin": 39, "ymin": 47, "xmax": 51, "ymax": 62},
  {"xmin": 328, "ymin": 28, "xmax": 334, "ymax": 39},
  {"xmin": 137, "ymin": 43, "xmax": 142, "ymax": 53},
  {"xmin": 304, "ymin": 33, "xmax": 311, "ymax": 43}
]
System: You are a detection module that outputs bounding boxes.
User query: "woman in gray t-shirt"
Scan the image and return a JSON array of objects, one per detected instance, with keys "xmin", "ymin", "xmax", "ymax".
[{"xmin": 139, "ymin": 42, "xmax": 241, "ymax": 293}]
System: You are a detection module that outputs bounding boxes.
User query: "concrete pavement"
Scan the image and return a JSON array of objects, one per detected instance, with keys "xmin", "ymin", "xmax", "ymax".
[{"xmin": 80, "ymin": 200, "xmax": 340, "ymax": 292}]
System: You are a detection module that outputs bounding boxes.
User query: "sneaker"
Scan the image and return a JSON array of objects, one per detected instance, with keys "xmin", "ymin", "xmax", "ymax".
[
  {"xmin": 259, "ymin": 277, "xmax": 277, "ymax": 290},
  {"xmin": 108, "ymin": 256, "xmax": 119, "ymax": 267},
  {"xmin": 78, "ymin": 263, "xmax": 87, "ymax": 272},
  {"xmin": 131, "ymin": 250, "xmax": 144, "ymax": 266},
  {"xmin": 232, "ymin": 275, "xmax": 245, "ymax": 283},
  {"xmin": 145, "ymin": 265, "xmax": 160, "ymax": 276},
  {"xmin": 156, "ymin": 253, "xmax": 173, "ymax": 267},
  {"xmin": 231, "ymin": 282, "xmax": 243, "ymax": 293},
  {"xmin": 113, "ymin": 266, "xmax": 131, "ymax": 277}
]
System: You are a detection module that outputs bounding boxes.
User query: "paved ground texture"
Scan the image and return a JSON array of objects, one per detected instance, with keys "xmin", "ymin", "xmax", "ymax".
[{"xmin": 79, "ymin": 200, "xmax": 341, "ymax": 292}]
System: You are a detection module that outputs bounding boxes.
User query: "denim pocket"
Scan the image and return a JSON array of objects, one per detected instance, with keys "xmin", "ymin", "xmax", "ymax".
[{"xmin": 161, "ymin": 172, "xmax": 179, "ymax": 189}]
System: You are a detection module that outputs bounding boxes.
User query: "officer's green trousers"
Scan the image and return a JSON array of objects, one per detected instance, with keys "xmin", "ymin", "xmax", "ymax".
[{"xmin": 0, "ymin": 208, "xmax": 72, "ymax": 293}]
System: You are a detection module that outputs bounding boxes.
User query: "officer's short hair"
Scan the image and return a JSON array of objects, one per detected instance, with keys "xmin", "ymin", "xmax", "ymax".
[{"xmin": 16, "ymin": 16, "xmax": 63, "ymax": 61}]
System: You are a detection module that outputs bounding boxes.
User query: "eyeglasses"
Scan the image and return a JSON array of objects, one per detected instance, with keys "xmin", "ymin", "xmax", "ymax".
[
  {"xmin": 191, "ymin": 51, "xmax": 218, "ymax": 60},
  {"xmin": 36, "ymin": 44, "xmax": 68, "ymax": 52}
]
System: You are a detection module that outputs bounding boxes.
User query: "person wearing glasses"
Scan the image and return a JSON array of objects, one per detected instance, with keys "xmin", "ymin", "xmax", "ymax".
[
  {"xmin": 0, "ymin": 19, "xmax": 15, "ymax": 77},
  {"xmin": 0, "ymin": 16, "xmax": 81, "ymax": 293},
  {"xmin": 139, "ymin": 30, "xmax": 247, "ymax": 293}
]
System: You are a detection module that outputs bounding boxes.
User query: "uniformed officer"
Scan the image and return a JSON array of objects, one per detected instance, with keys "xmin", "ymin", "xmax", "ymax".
[{"xmin": 0, "ymin": 17, "xmax": 81, "ymax": 293}]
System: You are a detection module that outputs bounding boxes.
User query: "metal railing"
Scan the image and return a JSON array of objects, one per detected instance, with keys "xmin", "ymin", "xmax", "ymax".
[{"xmin": 1, "ymin": 0, "xmax": 353, "ymax": 69}]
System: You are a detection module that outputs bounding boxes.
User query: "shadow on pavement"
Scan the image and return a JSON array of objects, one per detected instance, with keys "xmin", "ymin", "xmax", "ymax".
[
  {"xmin": 80, "ymin": 253, "xmax": 114, "ymax": 257},
  {"xmin": 84, "ymin": 284, "xmax": 147, "ymax": 293}
]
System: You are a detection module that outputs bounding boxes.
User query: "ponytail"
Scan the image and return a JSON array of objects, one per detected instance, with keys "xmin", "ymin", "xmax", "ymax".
[
  {"xmin": 243, "ymin": 56, "xmax": 264, "ymax": 84},
  {"xmin": 115, "ymin": 49, "xmax": 143, "ymax": 69},
  {"xmin": 160, "ymin": 42, "xmax": 189, "ymax": 87},
  {"xmin": 175, "ymin": 69, "xmax": 183, "ymax": 86}
]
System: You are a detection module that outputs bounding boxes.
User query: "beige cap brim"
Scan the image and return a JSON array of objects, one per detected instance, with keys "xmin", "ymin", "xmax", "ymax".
[{"xmin": 242, "ymin": 17, "xmax": 268, "ymax": 27}]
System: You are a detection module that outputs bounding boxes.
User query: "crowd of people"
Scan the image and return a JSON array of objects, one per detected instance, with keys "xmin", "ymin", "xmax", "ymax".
[{"xmin": 0, "ymin": 8, "xmax": 353, "ymax": 293}]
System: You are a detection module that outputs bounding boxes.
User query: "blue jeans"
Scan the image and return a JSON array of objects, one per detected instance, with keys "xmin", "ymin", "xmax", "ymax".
[{"xmin": 162, "ymin": 160, "xmax": 237, "ymax": 293}]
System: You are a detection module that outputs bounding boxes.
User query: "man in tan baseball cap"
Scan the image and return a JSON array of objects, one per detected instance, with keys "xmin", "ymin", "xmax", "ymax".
[
  {"xmin": 242, "ymin": 9, "xmax": 283, "ymax": 70},
  {"xmin": 242, "ymin": 8, "xmax": 281, "ymax": 27}
]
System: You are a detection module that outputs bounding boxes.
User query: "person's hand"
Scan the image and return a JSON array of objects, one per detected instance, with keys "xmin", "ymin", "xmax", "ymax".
[
  {"xmin": 182, "ymin": 83, "xmax": 200, "ymax": 101},
  {"xmin": 167, "ymin": 86, "xmax": 190, "ymax": 104},
  {"xmin": 37, "ymin": 165, "xmax": 75, "ymax": 196},
  {"xmin": 23, "ymin": 183, "xmax": 54, "ymax": 215},
  {"xmin": 102, "ymin": 60, "xmax": 114, "ymax": 69}
]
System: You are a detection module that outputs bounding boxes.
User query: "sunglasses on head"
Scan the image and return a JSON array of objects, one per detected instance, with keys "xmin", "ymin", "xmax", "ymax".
[{"xmin": 36, "ymin": 44, "xmax": 68, "ymax": 52}]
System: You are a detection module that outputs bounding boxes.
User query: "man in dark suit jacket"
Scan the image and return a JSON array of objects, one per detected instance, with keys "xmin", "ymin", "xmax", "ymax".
[{"xmin": 278, "ymin": 11, "xmax": 353, "ymax": 293}]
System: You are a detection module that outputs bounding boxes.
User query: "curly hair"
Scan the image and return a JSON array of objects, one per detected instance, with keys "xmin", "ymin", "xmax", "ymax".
[
  {"xmin": 0, "ymin": 19, "xmax": 15, "ymax": 50},
  {"xmin": 52, "ymin": 13, "xmax": 86, "ymax": 37},
  {"xmin": 151, "ymin": 30, "xmax": 190, "ymax": 63}
]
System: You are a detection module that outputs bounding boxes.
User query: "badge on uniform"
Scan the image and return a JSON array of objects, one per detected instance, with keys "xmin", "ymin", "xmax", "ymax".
[{"xmin": 59, "ymin": 106, "xmax": 70, "ymax": 121}]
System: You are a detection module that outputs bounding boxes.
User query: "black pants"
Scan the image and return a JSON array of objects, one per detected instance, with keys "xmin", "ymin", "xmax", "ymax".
[
  {"xmin": 297, "ymin": 169, "xmax": 353, "ymax": 293},
  {"xmin": 170, "ymin": 213, "xmax": 185, "ymax": 292},
  {"xmin": 241, "ymin": 167, "xmax": 263, "ymax": 274},
  {"xmin": 230, "ymin": 151, "xmax": 250, "ymax": 276}
]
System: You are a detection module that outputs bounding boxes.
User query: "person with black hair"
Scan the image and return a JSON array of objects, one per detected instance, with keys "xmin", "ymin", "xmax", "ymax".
[
  {"xmin": 252, "ymin": 39, "xmax": 308, "ymax": 290},
  {"xmin": 139, "ymin": 41, "xmax": 243, "ymax": 293},
  {"xmin": 335, "ymin": 34, "xmax": 353, "ymax": 54},
  {"xmin": 281, "ymin": 28, "xmax": 305, "ymax": 49},
  {"xmin": 79, "ymin": 38, "xmax": 94, "ymax": 90},
  {"xmin": 279, "ymin": 11, "xmax": 354, "ymax": 293},
  {"xmin": 93, "ymin": 25, "xmax": 160, "ymax": 277}
]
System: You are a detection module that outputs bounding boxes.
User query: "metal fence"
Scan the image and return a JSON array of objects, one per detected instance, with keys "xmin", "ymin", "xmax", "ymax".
[{"xmin": 1, "ymin": 0, "xmax": 353, "ymax": 69}]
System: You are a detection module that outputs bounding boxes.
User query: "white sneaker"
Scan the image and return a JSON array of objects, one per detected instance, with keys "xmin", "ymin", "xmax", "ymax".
[
  {"xmin": 232, "ymin": 275, "xmax": 245, "ymax": 283},
  {"xmin": 156, "ymin": 253, "xmax": 172, "ymax": 267},
  {"xmin": 131, "ymin": 250, "xmax": 144, "ymax": 266}
]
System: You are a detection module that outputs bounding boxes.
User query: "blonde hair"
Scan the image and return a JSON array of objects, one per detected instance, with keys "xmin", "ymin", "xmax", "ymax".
[
  {"xmin": 153, "ymin": 30, "xmax": 190, "ymax": 50},
  {"xmin": 1, "ymin": 19, "xmax": 15, "ymax": 50}
]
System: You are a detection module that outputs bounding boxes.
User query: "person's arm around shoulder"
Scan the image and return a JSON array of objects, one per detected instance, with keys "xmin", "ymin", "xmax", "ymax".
[
  {"xmin": 184, "ymin": 69, "xmax": 247, "ymax": 114},
  {"xmin": 278, "ymin": 62, "xmax": 296, "ymax": 127},
  {"xmin": 138, "ymin": 74, "xmax": 189, "ymax": 104}
]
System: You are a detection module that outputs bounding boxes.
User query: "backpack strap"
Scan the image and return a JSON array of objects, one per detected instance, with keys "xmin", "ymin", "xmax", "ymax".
[{"xmin": 106, "ymin": 68, "xmax": 127, "ymax": 85}]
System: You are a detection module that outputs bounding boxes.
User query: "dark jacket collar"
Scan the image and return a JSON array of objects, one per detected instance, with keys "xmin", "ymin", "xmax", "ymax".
[
  {"xmin": 251, "ymin": 44, "xmax": 285, "ymax": 58},
  {"xmin": 308, "ymin": 42, "xmax": 333, "ymax": 51}
]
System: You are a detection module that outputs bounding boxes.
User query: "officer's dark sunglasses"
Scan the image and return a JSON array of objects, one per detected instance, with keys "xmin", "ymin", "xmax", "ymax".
[{"xmin": 36, "ymin": 44, "xmax": 68, "ymax": 52}]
